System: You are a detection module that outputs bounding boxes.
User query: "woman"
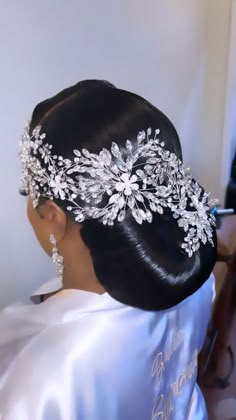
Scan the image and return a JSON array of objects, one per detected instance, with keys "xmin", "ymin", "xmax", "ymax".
[{"xmin": 0, "ymin": 80, "xmax": 216, "ymax": 419}]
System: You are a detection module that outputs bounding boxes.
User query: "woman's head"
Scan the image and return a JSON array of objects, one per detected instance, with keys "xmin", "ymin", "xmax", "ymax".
[{"xmin": 22, "ymin": 80, "xmax": 217, "ymax": 310}]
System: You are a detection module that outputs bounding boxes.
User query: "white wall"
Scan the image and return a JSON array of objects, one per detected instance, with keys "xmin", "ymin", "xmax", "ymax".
[
  {"xmin": 220, "ymin": 0, "xmax": 236, "ymax": 198},
  {"xmin": 201, "ymin": 0, "xmax": 232, "ymax": 199},
  {"xmin": 0, "ymin": 0, "xmax": 233, "ymax": 308}
]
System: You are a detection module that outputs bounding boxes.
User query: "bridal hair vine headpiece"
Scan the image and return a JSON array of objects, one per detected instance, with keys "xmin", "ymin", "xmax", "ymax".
[{"xmin": 19, "ymin": 123, "xmax": 217, "ymax": 257}]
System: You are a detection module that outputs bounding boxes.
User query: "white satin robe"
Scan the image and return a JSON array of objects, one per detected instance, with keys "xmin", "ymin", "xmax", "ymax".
[{"xmin": 0, "ymin": 274, "xmax": 214, "ymax": 420}]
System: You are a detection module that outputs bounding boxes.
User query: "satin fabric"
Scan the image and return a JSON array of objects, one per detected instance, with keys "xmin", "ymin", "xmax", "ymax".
[{"xmin": 0, "ymin": 274, "xmax": 214, "ymax": 420}]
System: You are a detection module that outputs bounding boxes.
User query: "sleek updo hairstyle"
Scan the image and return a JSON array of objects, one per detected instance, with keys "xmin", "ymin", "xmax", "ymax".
[{"xmin": 29, "ymin": 80, "xmax": 217, "ymax": 311}]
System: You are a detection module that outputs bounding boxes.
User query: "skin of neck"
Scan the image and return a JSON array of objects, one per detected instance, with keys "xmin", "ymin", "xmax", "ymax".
[{"xmin": 61, "ymin": 221, "xmax": 105, "ymax": 294}]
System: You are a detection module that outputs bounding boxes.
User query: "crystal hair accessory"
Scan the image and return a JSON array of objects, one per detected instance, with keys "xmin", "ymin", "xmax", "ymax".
[{"xmin": 19, "ymin": 123, "xmax": 217, "ymax": 257}]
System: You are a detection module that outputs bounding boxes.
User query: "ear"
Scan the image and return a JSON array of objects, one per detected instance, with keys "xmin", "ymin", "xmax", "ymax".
[{"xmin": 37, "ymin": 200, "xmax": 67, "ymax": 243}]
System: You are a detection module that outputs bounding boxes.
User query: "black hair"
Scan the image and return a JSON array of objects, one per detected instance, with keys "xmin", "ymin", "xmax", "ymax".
[{"xmin": 29, "ymin": 79, "xmax": 217, "ymax": 311}]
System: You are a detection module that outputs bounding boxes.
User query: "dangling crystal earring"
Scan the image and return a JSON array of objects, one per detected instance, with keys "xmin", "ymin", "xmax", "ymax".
[{"xmin": 50, "ymin": 234, "xmax": 64, "ymax": 282}]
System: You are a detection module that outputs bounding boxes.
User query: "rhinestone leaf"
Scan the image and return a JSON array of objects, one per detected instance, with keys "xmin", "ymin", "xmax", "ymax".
[
  {"xmin": 118, "ymin": 210, "xmax": 126, "ymax": 222},
  {"xmin": 73, "ymin": 150, "xmax": 81, "ymax": 157},
  {"xmin": 136, "ymin": 193, "xmax": 144, "ymax": 203},
  {"xmin": 132, "ymin": 209, "xmax": 143, "ymax": 224},
  {"xmin": 137, "ymin": 130, "xmax": 145, "ymax": 143},
  {"xmin": 128, "ymin": 196, "xmax": 135, "ymax": 209},
  {"xmin": 126, "ymin": 140, "xmax": 133, "ymax": 151},
  {"xmin": 109, "ymin": 193, "xmax": 120, "ymax": 204},
  {"xmin": 111, "ymin": 142, "xmax": 121, "ymax": 158},
  {"xmin": 157, "ymin": 205, "xmax": 164, "ymax": 214},
  {"xmin": 146, "ymin": 210, "xmax": 153, "ymax": 223}
]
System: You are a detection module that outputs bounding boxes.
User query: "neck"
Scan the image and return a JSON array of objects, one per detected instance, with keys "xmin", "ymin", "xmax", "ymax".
[
  {"xmin": 62, "ymin": 245, "xmax": 105, "ymax": 295},
  {"xmin": 57, "ymin": 219, "xmax": 106, "ymax": 295},
  {"xmin": 63, "ymin": 269, "xmax": 105, "ymax": 294}
]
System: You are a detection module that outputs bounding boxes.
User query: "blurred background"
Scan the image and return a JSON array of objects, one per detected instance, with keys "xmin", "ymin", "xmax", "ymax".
[{"xmin": 0, "ymin": 0, "xmax": 235, "ymax": 308}]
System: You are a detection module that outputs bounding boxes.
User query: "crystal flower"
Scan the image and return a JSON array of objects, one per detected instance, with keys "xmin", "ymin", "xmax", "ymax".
[
  {"xmin": 115, "ymin": 173, "xmax": 139, "ymax": 196},
  {"xmin": 49, "ymin": 175, "xmax": 68, "ymax": 200}
]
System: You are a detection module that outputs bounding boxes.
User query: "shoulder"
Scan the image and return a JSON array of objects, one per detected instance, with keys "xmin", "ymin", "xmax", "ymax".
[
  {"xmin": 0, "ymin": 313, "xmax": 83, "ymax": 419},
  {"xmin": 0, "ymin": 307, "xmax": 144, "ymax": 420}
]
